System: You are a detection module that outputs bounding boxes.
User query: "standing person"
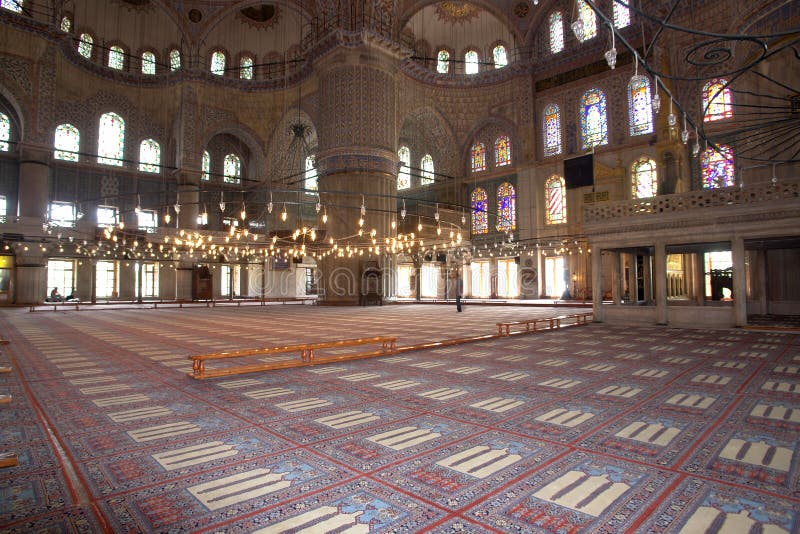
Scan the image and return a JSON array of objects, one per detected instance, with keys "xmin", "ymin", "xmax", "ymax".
[{"xmin": 455, "ymin": 273, "xmax": 463, "ymax": 312}]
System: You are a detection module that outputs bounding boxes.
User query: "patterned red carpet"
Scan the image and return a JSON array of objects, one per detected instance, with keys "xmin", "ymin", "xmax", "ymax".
[{"xmin": 0, "ymin": 305, "xmax": 798, "ymax": 532}]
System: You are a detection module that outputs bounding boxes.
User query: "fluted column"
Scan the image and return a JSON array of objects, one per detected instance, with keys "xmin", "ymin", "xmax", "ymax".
[{"xmin": 314, "ymin": 43, "xmax": 401, "ymax": 304}]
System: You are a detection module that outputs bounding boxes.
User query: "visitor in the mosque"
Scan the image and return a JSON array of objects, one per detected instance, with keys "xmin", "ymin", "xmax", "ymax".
[{"xmin": 48, "ymin": 287, "xmax": 62, "ymax": 302}]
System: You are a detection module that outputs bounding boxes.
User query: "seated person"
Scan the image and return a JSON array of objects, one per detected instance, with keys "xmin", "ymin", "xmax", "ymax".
[{"xmin": 47, "ymin": 287, "xmax": 63, "ymax": 302}]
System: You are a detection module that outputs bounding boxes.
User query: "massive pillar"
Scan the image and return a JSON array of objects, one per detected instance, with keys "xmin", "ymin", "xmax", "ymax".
[
  {"xmin": 732, "ymin": 237, "xmax": 747, "ymax": 326},
  {"xmin": 654, "ymin": 241, "xmax": 668, "ymax": 325},
  {"xmin": 314, "ymin": 42, "xmax": 401, "ymax": 305},
  {"xmin": 14, "ymin": 248, "xmax": 46, "ymax": 304},
  {"xmin": 17, "ymin": 146, "xmax": 50, "ymax": 221}
]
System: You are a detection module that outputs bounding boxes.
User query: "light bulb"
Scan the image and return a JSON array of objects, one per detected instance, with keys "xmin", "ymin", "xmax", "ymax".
[
  {"xmin": 281, "ymin": 204, "xmax": 287, "ymax": 222},
  {"xmin": 358, "ymin": 217, "xmax": 364, "ymax": 227},
  {"xmin": 240, "ymin": 208, "xmax": 246, "ymax": 220},
  {"xmin": 605, "ymin": 48, "xmax": 617, "ymax": 69},
  {"xmin": 315, "ymin": 202, "xmax": 321, "ymax": 213},
  {"xmin": 164, "ymin": 213, "xmax": 171, "ymax": 224},
  {"xmin": 418, "ymin": 222, "xmax": 423, "ymax": 231},
  {"xmin": 174, "ymin": 203, "xmax": 180, "ymax": 214},
  {"xmin": 571, "ymin": 18, "xmax": 584, "ymax": 41},
  {"xmin": 692, "ymin": 139, "xmax": 700, "ymax": 156},
  {"xmin": 219, "ymin": 201, "xmax": 225, "ymax": 212},
  {"xmin": 401, "ymin": 207, "xmax": 406, "ymax": 219},
  {"xmin": 668, "ymin": 113, "xmax": 676, "ymax": 127},
  {"xmin": 681, "ymin": 128, "xmax": 689, "ymax": 144},
  {"xmin": 652, "ymin": 93, "xmax": 661, "ymax": 114},
  {"xmin": 322, "ymin": 211, "xmax": 328, "ymax": 224}
]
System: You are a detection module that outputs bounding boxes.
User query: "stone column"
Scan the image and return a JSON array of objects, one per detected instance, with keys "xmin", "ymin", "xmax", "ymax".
[
  {"xmin": 592, "ymin": 249, "xmax": 603, "ymax": 322},
  {"xmin": 176, "ymin": 261, "xmax": 193, "ymax": 300},
  {"xmin": 654, "ymin": 241, "xmax": 668, "ymax": 325},
  {"xmin": 314, "ymin": 43, "xmax": 401, "ymax": 305},
  {"xmin": 17, "ymin": 146, "xmax": 50, "ymax": 221},
  {"xmin": 757, "ymin": 248, "xmax": 768, "ymax": 315},
  {"xmin": 693, "ymin": 252, "xmax": 705, "ymax": 305},
  {"xmin": 611, "ymin": 251, "xmax": 621, "ymax": 304},
  {"xmin": 177, "ymin": 183, "xmax": 199, "ymax": 230},
  {"xmin": 14, "ymin": 248, "xmax": 47, "ymax": 304},
  {"xmin": 732, "ymin": 236, "xmax": 747, "ymax": 326},
  {"xmin": 642, "ymin": 252, "xmax": 653, "ymax": 303},
  {"xmin": 536, "ymin": 248, "xmax": 545, "ymax": 298}
]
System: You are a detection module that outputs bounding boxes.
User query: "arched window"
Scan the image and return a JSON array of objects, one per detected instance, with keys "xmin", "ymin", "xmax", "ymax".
[
  {"xmin": 223, "ymin": 153, "xmax": 241, "ymax": 184},
  {"xmin": 304, "ymin": 155, "xmax": 317, "ymax": 192},
  {"xmin": 142, "ymin": 52, "xmax": 156, "ymax": 75},
  {"xmin": 631, "ymin": 157, "xmax": 657, "ymax": 198},
  {"xmin": 543, "ymin": 104, "xmax": 562, "ymax": 157},
  {"xmin": 577, "ymin": 1, "xmax": 597, "ymax": 41},
  {"xmin": 54, "ymin": 124, "xmax": 80, "ymax": 161},
  {"xmin": 549, "ymin": 12, "xmax": 564, "ymax": 54},
  {"xmin": 169, "ymin": 49, "xmax": 181, "ymax": 71},
  {"xmin": 397, "ymin": 146, "xmax": 411, "ymax": 189},
  {"xmin": 496, "ymin": 182, "xmax": 516, "ymax": 231},
  {"xmin": 211, "ymin": 51, "xmax": 226, "ymax": 76},
  {"xmin": 420, "ymin": 154, "xmax": 434, "ymax": 185},
  {"xmin": 494, "ymin": 135, "xmax": 511, "ymax": 167},
  {"xmin": 0, "ymin": 112, "xmax": 10, "ymax": 152},
  {"xmin": 78, "ymin": 33, "xmax": 93, "ymax": 59},
  {"xmin": 703, "ymin": 79, "xmax": 732, "ymax": 122},
  {"xmin": 471, "ymin": 143, "xmax": 486, "ymax": 172},
  {"xmin": 545, "ymin": 175, "xmax": 566, "ymax": 224},
  {"xmin": 1, "ymin": 0, "xmax": 22, "ymax": 12},
  {"xmin": 465, "ymin": 50, "xmax": 479, "ymax": 75},
  {"xmin": 139, "ymin": 139, "xmax": 160, "ymax": 173},
  {"xmin": 60, "ymin": 16, "xmax": 71, "ymax": 32},
  {"xmin": 437, "ymin": 50, "xmax": 449, "ymax": 74},
  {"xmin": 471, "ymin": 188, "xmax": 488, "ymax": 235},
  {"xmin": 701, "ymin": 144, "xmax": 735, "ymax": 188},
  {"xmin": 493, "ymin": 45, "xmax": 507, "ymax": 69},
  {"xmin": 201, "ymin": 150, "xmax": 210, "ymax": 181},
  {"xmin": 108, "ymin": 45, "xmax": 125, "ymax": 70},
  {"xmin": 628, "ymin": 75, "xmax": 654, "ymax": 136},
  {"xmin": 580, "ymin": 88, "xmax": 608, "ymax": 149},
  {"xmin": 240, "ymin": 56, "xmax": 253, "ymax": 80},
  {"xmin": 613, "ymin": 0, "xmax": 630, "ymax": 28},
  {"xmin": 97, "ymin": 112, "xmax": 124, "ymax": 166}
]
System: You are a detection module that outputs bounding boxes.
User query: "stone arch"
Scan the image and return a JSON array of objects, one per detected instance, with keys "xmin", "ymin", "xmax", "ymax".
[
  {"xmin": 265, "ymin": 107, "xmax": 318, "ymax": 187},
  {"xmin": 397, "ymin": 105, "xmax": 458, "ymax": 179}
]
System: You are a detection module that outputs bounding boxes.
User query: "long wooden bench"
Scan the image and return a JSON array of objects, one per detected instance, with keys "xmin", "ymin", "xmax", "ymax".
[
  {"xmin": 497, "ymin": 312, "xmax": 593, "ymax": 336},
  {"xmin": 188, "ymin": 335, "xmax": 397, "ymax": 379}
]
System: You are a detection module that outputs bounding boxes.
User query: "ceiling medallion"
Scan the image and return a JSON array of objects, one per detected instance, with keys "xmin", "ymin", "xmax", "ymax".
[
  {"xmin": 434, "ymin": 2, "xmax": 482, "ymax": 25},
  {"xmin": 514, "ymin": 2, "xmax": 529, "ymax": 18},
  {"xmin": 188, "ymin": 9, "xmax": 202, "ymax": 23},
  {"xmin": 237, "ymin": 4, "xmax": 281, "ymax": 31}
]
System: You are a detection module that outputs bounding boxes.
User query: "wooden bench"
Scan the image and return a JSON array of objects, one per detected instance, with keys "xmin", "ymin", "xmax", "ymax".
[
  {"xmin": 497, "ymin": 312, "xmax": 593, "ymax": 336},
  {"xmin": 188, "ymin": 335, "xmax": 397, "ymax": 379},
  {"xmin": 0, "ymin": 451, "xmax": 18, "ymax": 468}
]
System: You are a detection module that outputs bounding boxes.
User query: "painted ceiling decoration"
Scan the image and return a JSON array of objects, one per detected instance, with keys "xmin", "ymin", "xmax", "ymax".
[
  {"xmin": 434, "ymin": 2, "xmax": 483, "ymax": 25},
  {"xmin": 237, "ymin": 4, "xmax": 281, "ymax": 30}
]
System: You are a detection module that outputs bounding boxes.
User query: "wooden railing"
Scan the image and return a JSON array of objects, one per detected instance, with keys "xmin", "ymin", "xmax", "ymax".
[
  {"xmin": 188, "ymin": 336, "xmax": 397, "ymax": 379},
  {"xmin": 497, "ymin": 312, "xmax": 593, "ymax": 336}
]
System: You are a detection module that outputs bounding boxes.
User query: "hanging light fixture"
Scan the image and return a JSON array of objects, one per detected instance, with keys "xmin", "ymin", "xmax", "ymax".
[
  {"xmin": 281, "ymin": 203, "xmax": 287, "ymax": 222},
  {"xmin": 681, "ymin": 113, "xmax": 689, "ymax": 144},
  {"xmin": 219, "ymin": 192, "xmax": 225, "ymax": 212},
  {"xmin": 604, "ymin": 23, "xmax": 617, "ymax": 69},
  {"xmin": 240, "ymin": 202, "xmax": 246, "ymax": 220},
  {"xmin": 322, "ymin": 207, "xmax": 328, "ymax": 224},
  {"xmin": 434, "ymin": 203, "xmax": 440, "ymax": 221},
  {"xmin": 417, "ymin": 215, "xmax": 423, "ymax": 232},
  {"xmin": 692, "ymin": 126, "xmax": 701, "ymax": 156},
  {"xmin": 652, "ymin": 75, "xmax": 661, "ymax": 114},
  {"xmin": 668, "ymin": 97, "xmax": 676, "ymax": 127},
  {"xmin": 401, "ymin": 199, "xmax": 406, "ymax": 220}
]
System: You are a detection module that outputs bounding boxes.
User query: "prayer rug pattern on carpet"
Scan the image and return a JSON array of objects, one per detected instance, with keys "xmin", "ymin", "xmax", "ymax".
[{"xmin": 0, "ymin": 305, "xmax": 797, "ymax": 532}]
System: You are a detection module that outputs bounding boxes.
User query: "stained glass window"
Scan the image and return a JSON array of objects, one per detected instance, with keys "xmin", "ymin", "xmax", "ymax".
[
  {"xmin": 549, "ymin": 12, "xmax": 564, "ymax": 54},
  {"xmin": 108, "ymin": 45, "xmax": 124, "ymax": 70},
  {"xmin": 169, "ymin": 49, "xmax": 181, "ymax": 71},
  {"xmin": 139, "ymin": 139, "xmax": 160, "ymax": 173},
  {"xmin": 613, "ymin": 0, "xmax": 630, "ymax": 28},
  {"xmin": 703, "ymin": 79, "xmax": 732, "ymax": 122},
  {"xmin": 631, "ymin": 157, "xmax": 657, "ymax": 198},
  {"xmin": 421, "ymin": 154, "xmax": 435, "ymax": 185},
  {"xmin": 543, "ymin": 104, "xmax": 562, "ymax": 157},
  {"xmin": 493, "ymin": 45, "xmax": 508, "ymax": 69},
  {"xmin": 201, "ymin": 150, "xmax": 210, "ymax": 181},
  {"xmin": 578, "ymin": 1, "xmax": 597, "ymax": 41},
  {"xmin": 465, "ymin": 50, "xmax": 479, "ymax": 75},
  {"xmin": 1, "ymin": 0, "xmax": 22, "ymax": 12},
  {"xmin": 397, "ymin": 146, "xmax": 410, "ymax": 189},
  {"xmin": 223, "ymin": 153, "xmax": 241, "ymax": 184},
  {"xmin": 701, "ymin": 144, "xmax": 735, "ymax": 189},
  {"xmin": 471, "ymin": 188, "xmax": 488, "ymax": 235},
  {"xmin": 60, "ymin": 16, "xmax": 71, "ymax": 32},
  {"xmin": 211, "ymin": 51, "xmax": 226, "ymax": 76},
  {"xmin": 494, "ymin": 135, "xmax": 511, "ymax": 167},
  {"xmin": 78, "ymin": 33, "xmax": 93, "ymax": 59},
  {"xmin": 141, "ymin": 51, "xmax": 156, "ymax": 75},
  {"xmin": 628, "ymin": 75, "xmax": 654, "ymax": 136},
  {"xmin": 496, "ymin": 182, "xmax": 516, "ymax": 231},
  {"xmin": 304, "ymin": 155, "xmax": 317, "ymax": 192},
  {"xmin": 471, "ymin": 143, "xmax": 486, "ymax": 172},
  {"xmin": 437, "ymin": 50, "xmax": 449, "ymax": 73},
  {"xmin": 97, "ymin": 112, "xmax": 124, "ymax": 166},
  {"xmin": 545, "ymin": 175, "xmax": 566, "ymax": 224},
  {"xmin": 240, "ymin": 56, "xmax": 253, "ymax": 79},
  {"xmin": 580, "ymin": 88, "xmax": 608, "ymax": 149},
  {"xmin": 0, "ymin": 112, "xmax": 10, "ymax": 151},
  {"xmin": 54, "ymin": 123, "xmax": 80, "ymax": 161}
]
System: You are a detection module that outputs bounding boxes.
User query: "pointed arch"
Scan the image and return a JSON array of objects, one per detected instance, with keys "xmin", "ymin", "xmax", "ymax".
[
  {"xmin": 139, "ymin": 139, "xmax": 161, "ymax": 173},
  {"xmin": 471, "ymin": 187, "xmax": 488, "ymax": 235},
  {"xmin": 397, "ymin": 145, "xmax": 411, "ymax": 189},
  {"xmin": 631, "ymin": 156, "xmax": 657, "ymax": 198},
  {"xmin": 98, "ymin": 112, "xmax": 125, "ymax": 166},
  {"xmin": 54, "ymin": 124, "xmax": 80, "ymax": 161}
]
